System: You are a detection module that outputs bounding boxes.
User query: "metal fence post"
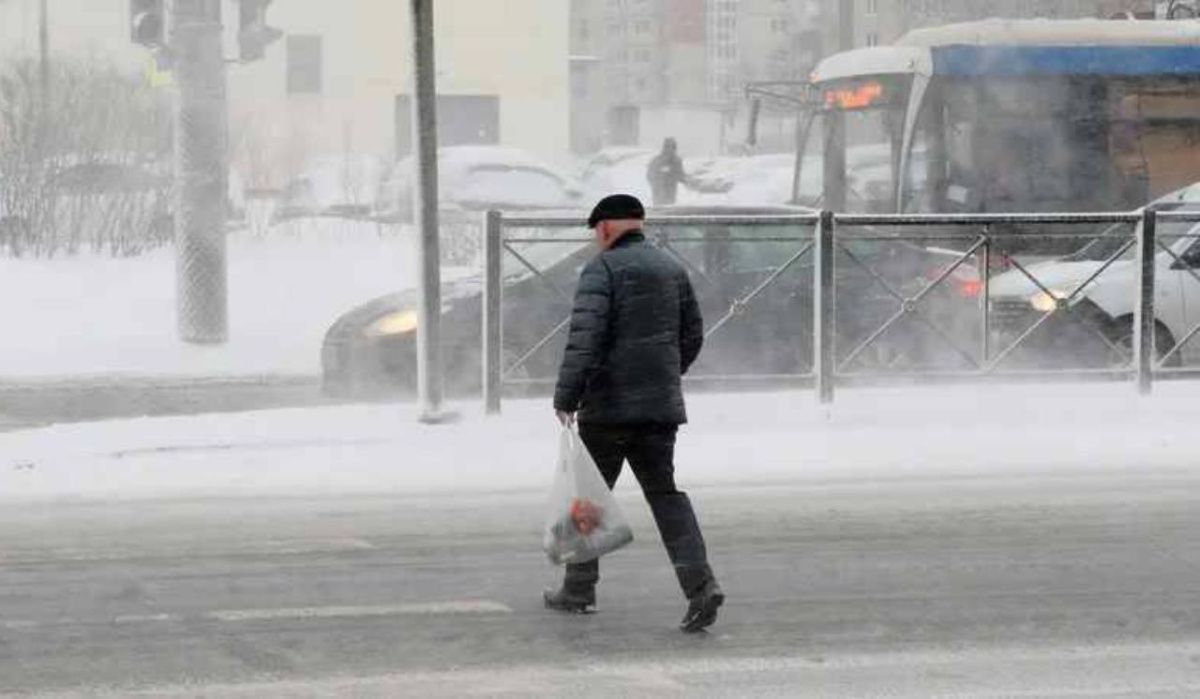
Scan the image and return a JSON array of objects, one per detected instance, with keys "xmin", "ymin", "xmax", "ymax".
[
  {"xmin": 1135, "ymin": 208, "xmax": 1157, "ymax": 395},
  {"xmin": 483, "ymin": 210, "xmax": 503, "ymax": 415},
  {"xmin": 980, "ymin": 232, "xmax": 991, "ymax": 365},
  {"xmin": 815, "ymin": 211, "xmax": 835, "ymax": 404}
]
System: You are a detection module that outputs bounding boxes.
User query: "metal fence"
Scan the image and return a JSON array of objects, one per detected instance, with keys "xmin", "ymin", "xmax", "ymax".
[{"xmin": 481, "ymin": 208, "xmax": 1200, "ymax": 412}]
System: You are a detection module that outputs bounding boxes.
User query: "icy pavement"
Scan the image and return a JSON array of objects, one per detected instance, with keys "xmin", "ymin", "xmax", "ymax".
[{"xmin": 0, "ymin": 381, "xmax": 1193, "ymax": 503}]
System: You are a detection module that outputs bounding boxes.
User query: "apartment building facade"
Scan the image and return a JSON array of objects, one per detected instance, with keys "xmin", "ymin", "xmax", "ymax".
[{"xmin": 570, "ymin": 0, "xmax": 823, "ymax": 152}]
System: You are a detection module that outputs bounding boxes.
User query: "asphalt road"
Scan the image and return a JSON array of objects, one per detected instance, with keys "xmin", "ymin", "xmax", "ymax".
[{"xmin": 2, "ymin": 470, "xmax": 1199, "ymax": 697}]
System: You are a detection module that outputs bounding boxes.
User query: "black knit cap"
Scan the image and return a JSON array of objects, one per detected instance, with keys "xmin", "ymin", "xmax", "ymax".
[{"xmin": 587, "ymin": 193, "xmax": 645, "ymax": 229}]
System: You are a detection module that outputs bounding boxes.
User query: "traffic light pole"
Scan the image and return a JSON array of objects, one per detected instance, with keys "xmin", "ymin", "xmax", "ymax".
[
  {"xmin": 171, "ymin": 0, "xmax": 228, "ymax": 344},
  {"xmin": 410, "ymin": 0, "xmax": 445, "ymax": 421},
  {"xmin": 39, "ymin": 0, "xmax": 49, "ymax": 116}
]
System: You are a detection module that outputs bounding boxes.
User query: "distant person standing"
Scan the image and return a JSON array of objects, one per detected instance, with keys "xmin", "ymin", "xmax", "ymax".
[{"xmin": 647, "ymin": 137, "xmax": 688, "ymax": 206}]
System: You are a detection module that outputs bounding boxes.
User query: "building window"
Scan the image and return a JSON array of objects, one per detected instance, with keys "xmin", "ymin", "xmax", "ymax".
[
  {"xmin": 634, "ymin": 48, "xmax": 651, "ymax": 63},
  {"xmin": 770, "ymin": 18, "xmax": 789, "ymax": 33},
  {"xmin": 634, "ymin": 19, "xmax": 652, "ymax": 35},
  {"xmin": 866, "ymin": 0, "xmax": 879, "ymax": 15},
  {"xmin": 866, "ymin": 32, "xmax": 879, "ymax": 47},
  {"xmin": 286, "ymin": 35, "xmax": 323, "ymax": 95}
]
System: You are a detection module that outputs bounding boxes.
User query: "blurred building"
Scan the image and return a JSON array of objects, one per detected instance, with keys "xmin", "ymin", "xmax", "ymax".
[
  {"xmin": 0, "ymin": 0, "xmax": 571, "ymax": 186},
  {"xmin": 233, "ymin": 0, "xmax": 569, "ymax": 186},
  {"xmin": 570, "ymin": 0, "xmax": 823, "ymax": 154}
]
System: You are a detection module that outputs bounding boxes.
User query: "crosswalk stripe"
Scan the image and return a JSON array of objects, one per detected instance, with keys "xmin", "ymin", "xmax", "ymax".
[{"xmin": 207, "ymin": 600, "xmax": 512, "ymax": 622}]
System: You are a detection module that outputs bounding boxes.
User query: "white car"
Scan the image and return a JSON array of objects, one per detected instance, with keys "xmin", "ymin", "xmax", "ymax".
[
  {"xmin": 988, "ymin": 182, "xmax": 1200, "ymax": 366},
  {"xmin": 376, "ymin": 146, "xmax": 584, "ymax": 221}
]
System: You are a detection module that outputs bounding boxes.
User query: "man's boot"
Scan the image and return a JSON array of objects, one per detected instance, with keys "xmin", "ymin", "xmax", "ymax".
[
  {"xmin": 542, "ymin": 585, "xmax": 596, "ymax": 614},
  {"xmin": 679, "ymin": 579, "xmax": 724, "ymax": 633}
]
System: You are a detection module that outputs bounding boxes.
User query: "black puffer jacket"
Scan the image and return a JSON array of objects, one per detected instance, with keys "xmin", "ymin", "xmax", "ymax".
[{"xmin": 553, "ymin": 231, "xmax": 703, "ymax": 425}]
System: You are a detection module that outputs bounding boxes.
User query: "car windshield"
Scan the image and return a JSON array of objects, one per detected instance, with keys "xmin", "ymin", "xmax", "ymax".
[{"xmin": 1065, "ymin": 185, "xmax": 1200, "ymax": 262}]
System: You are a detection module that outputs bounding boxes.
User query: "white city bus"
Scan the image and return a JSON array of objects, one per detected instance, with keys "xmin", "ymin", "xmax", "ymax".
[{"xmin": 798, "ymin": 19, "xmax": 1200, "ymax": 217}]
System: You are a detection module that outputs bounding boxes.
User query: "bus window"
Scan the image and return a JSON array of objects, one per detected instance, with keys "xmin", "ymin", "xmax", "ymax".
[
  {"xmin": 934, "ymin": 78, "xmax": 1110, "ymax": 213},
  {"xmin": 1110, "ymin": 82, "xmax": 1200, "ymax": 202}
]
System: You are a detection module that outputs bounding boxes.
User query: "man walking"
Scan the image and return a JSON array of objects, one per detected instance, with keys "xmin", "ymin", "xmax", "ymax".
[
  {"xmin": 545, "ymin": 193, "xmax": 724, "ymax": 633},
  {"xmin": 646, "ymin": 137, "xmax": 688, "ymax": 206}
]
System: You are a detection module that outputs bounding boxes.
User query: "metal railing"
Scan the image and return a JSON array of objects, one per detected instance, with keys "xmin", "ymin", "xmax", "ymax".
[
  {"xmin": 1151, "ymin": 209, "xmax": 1200, "ymax": 381},
  {"xmin": 481, "ymin": 208, "xmax": 1200, "ymax": 412},
  {"xmin": 482, "ymin": 211, "xmax": 820, "ymax": 413}
]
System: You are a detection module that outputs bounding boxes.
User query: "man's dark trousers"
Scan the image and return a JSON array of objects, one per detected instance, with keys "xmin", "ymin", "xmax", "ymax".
[{"xmin": 565, "ymin": 422, "xmax": 714, "ymax": 599}]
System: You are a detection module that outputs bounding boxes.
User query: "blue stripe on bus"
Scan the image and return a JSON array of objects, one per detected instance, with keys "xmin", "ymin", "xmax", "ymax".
[{"xmin": 932, "ymin": 45, "xmax": 1200, "ymax": 77}]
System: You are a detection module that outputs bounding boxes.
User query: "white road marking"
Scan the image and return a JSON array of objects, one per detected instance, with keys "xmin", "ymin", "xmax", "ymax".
[
  {"xmin": 207, "ymin": 600, "xmax": 512, "ymax": 622},
  {"xmin": 113, "ymin": 614, "xmax": 175, "ymax": 625},
  {"xmin": 0, "ymin": 538, "xmax": 377, "ymax": 563},
  {"xmin": 1, "ymin": 600, "xmax": 508, "ymax": 632},
  {"xmin": 249, "ymin": 538, "xmax": 377, "ymax": 554},
  {"xmin": 1, "ymin": 620, "xmax": 40, "ymax": 630}
]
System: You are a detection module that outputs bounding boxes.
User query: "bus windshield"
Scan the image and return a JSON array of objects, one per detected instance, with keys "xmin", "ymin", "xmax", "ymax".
[{"xmin": 796, "ymin": 75, "xmax": 911, "ymax": 213}]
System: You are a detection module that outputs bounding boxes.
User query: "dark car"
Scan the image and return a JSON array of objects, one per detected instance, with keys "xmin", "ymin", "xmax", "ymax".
[{"xmin": 321, "ymin": 205, "xmax": 979, "ymax": 397}]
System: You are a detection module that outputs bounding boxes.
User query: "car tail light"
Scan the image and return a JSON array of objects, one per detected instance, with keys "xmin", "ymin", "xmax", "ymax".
[
  {"xmin": 925, "ymin": 265, "xmax": 983, "ymax": 298},
  {"xmin": 957, "ymin": 278, "xmax": 983, "ymax": 298}
]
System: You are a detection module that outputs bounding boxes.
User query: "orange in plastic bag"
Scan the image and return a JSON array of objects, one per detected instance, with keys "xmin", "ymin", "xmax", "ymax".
[{"xmin": 569, "ymin": 498, "xmax": 604, "ymax": 536}]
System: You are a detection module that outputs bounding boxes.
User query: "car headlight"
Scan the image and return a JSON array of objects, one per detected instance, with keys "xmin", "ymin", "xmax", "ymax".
[
  {"xmin": 1029, "ymin": 289, "xmax": 1069, "ymax": 313},
  {"xmin": 365, "ymin": 310, "xmax": 418, "ymax": 337}
]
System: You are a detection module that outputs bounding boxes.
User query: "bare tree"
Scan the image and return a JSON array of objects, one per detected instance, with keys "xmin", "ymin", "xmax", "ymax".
[{"xmin": 0, "ymin": 56, "xmax": 171, "ymax": 257}]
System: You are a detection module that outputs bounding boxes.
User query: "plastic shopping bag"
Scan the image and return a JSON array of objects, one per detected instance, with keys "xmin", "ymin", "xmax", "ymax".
[{"xmin": 542, "ymin": 426, "xmax": 634, "ymax": 565}]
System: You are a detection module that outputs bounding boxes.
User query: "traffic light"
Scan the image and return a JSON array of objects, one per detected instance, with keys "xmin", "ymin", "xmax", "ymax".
[
  {"xmin": 238, "ymin": 0, "xmax": 284, "ymax": 62},
  {"xmin": 130, "ymin": 0, "xmax": 165, "ymax": 48}
]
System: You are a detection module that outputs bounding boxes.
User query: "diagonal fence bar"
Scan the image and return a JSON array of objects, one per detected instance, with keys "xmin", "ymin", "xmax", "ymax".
[
  {"xmin": 986, "ymin": 239, "xmax": 1137, "ymax": 373},
  {"xmin": 705, "ymin": 241, "xmax": 815, "ymax": 339},
  {"xmin": 836, "ymin": 237, "xmax": 985, "ymax": 372}
]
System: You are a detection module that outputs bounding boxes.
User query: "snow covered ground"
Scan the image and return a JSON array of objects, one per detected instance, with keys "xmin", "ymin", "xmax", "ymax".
[
  {"xmin": 0, "ymin": 218, "xmax": 428, "ymax": 379},
  {"xmin": 1, "ymin": 381, "xmax": 1192, "ymax": 503}
]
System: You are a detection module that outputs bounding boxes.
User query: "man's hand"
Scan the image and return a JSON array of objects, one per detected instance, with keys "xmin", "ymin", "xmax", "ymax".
[{"xmin": 556, "ymin": 410, "xmax": 576, "ymax": 427}]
